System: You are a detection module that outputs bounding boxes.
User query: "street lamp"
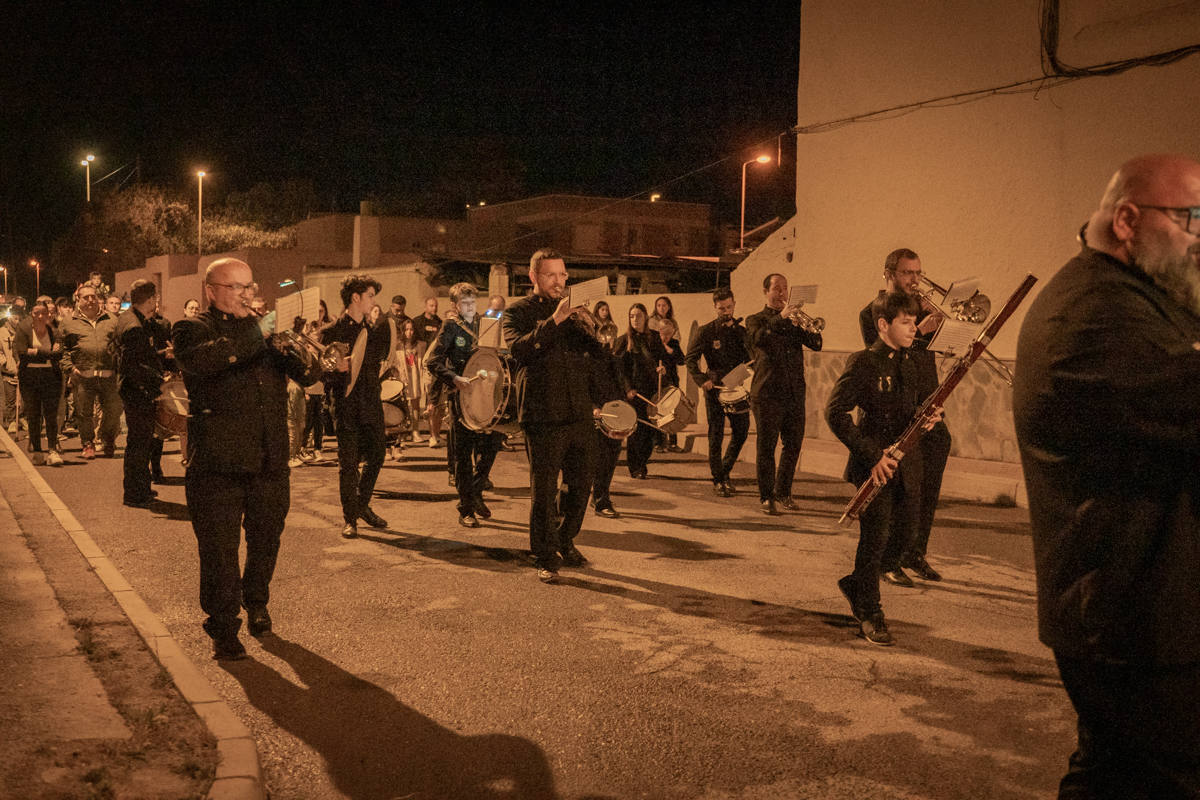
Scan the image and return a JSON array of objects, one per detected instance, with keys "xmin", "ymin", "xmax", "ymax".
[
  {"xmin": 29, "ymin": 259, "xmax": 41, "ymax": 296},
  {"xmin": 81, "ymin": 154, "xmax": 95, "ymax": 202},
  {"xmin": 0, "ymin": 265, "xmax": 7, "ymax": 296},
  {"xmin": 739, "ymin": 154, "xmax": 772, "ymax": 251},
  {"xmin": 196, "ymin": 171, "xmax": 206, "ymax": 254}
]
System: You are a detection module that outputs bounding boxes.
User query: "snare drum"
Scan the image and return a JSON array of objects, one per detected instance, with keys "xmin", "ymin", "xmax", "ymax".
[
  {"xmin": 649, "ymin": 386, "xmax": 696, "ymax": 434},
  {"xmin": 458, "ymin": 348, "xmax": 521, "ymax": 435},
  {"xmin": 595, "ymin": 400, "xmax": 637, "ymax": 440},
  {"xmin": 154, "ymin": 377, "xmax": 189, "ymax": 439},
  {"xmin": 717, "ymin": 385, "xmax": 750, "ymax": 415},
  {"xmin": 380, "ymin": 379, "xmax": 405, "ymax": 403}
]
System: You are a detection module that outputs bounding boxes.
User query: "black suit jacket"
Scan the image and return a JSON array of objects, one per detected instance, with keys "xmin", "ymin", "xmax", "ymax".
[
  {"xmin": 685, "ymin": 317, "xmax": 750, "ymax": 390},
  {"xmin": 745, "ymin": 305, "xmax": 822, "ymax": 406},
  {"xmin": 113, "ymin": 308, "xmax": 164, "ymax": 403}
]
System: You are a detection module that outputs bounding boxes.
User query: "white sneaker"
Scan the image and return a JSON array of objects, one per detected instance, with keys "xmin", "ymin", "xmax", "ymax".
[
  {"xmin": 428, "ymin": 436, "xmax": 442, "ymax": 448},
  {"xmin": 287, "ymin": 456, "xmax": 304, "ymax": 468},
  {"xmin": 299, "ymin": 450, "xmax": 315, "ymax": 463},
  {"xmin": 311, "ymin": 450, "xmax": 324, "ymax": 463},
  {"xmin": 5, "ymin": 422, "xmax": 15, "ymax": 434},
  {"xmin": 46, "ymin": 450, "xmax": 64, "ymax": 466}
]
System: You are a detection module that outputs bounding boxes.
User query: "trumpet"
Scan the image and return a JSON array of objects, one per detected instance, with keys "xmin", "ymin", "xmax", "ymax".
[
  {"xmin": 784, "ymin": 306, "xmax": 826, "ymax": 334},
  {"xmin": 246, "ymin": 304, "xmax": 348, "ymax": 372},
  {"xmin": 915, "ymin": 275, "xmax": 1013, "ymax": 386}
]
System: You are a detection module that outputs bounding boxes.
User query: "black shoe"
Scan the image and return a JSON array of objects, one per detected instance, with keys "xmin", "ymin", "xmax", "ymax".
[
  {"xmin": 721, "ymin": 480, "xmax": 737, "ymax": 496},
  {"xmin": 630, "ymin": 470, "xmax": 648, "ymax": 480},
  {"xmin": 359, "ymin": 506, "xmax": 388, "ymax": 529},
  {"xmin": 860, "ymin": 612, "xmax": 894, "ymax": 646},
  {"xmin": 534, "ymin": 559, "xmax": 559, "ymax": 584},
  {"xmin": 903, "ymin": 556, "xmax": 942, "ymax": 582},
  {"xmin": 594, "ymin": 505, "xmax": 619, "ymax": 519},
  {"xmin": 459, "ymin": 513, "xmax": 481, "ymax": 528},
  {"xmin": 654, "ymin": 445, "xmax": 667, "ymax": 453},
  {"xmin": 213, "ymin": 636, "xmax": 247, "ymax": 661},
  {"xmin": 881, "ymin": 568, "xmax": 915, "ymax": 588},
  {"xmin": 245, "ymin": 607, "xmax": 272, "ymax": 637},
  {"xmin": 667, "ymin": 444, "xmax": 685, "ymax": 453},
  {"xmin": 483, "ymin": 478, "xmax": 494, "ymax": 491},
  {"xmin": 341, "ymin": 522, "xmax": 358, "ymax": 539},
  {"xmin": 474, "ymin": 499, "xmax": 492, "ymax": 519},
  {"xmin": 123, "ymin": 496, "xmax": 154, "ymax": 508},
  {"xmin": 560, "ymin": 545, "xmax": 588, "ymax": 568},
  {"xmin": 761, "ymin": 500, "xmax": 780, "ymax": 516},
  {"xmin": 837, "ymin": 576, "xmax": 862, "ymax": 622},
  {"xmin": 779, "ymin": 497, "xmax": 800, "ymax": 511},
  {"xmin": 713, "ymin": 482, "xmax": 727, "ymax": 497},
  {"xmin": 152, "ymin": 470, "xmax": 166, "ymax": 484}
]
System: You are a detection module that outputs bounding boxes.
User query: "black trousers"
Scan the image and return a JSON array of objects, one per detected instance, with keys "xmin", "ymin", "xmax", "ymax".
[
  {"xmin": 1055, "ymin": 653, "xmax": 1200, "ymax": 799},
  {"xmin": 121, "ymin": 392, "xmax": 157, "ymax": 503},
  {"xmin": 525, "ymin": 421, "xmax": 595, "ymax": 564},
  {"xmin": 906, "ymin": 422, "xmax": 950, "ymax": 560},
  {"xmin": 703, "ymin": 391, "xmax": 749, "ymax": 484},
  {"xmin": 335, "ymin": 413, "xmax": 386, "ymax": 524},
  {"xmin": 185, "ymin": 468, "xmax": 288, "ymax": 641},
  {"xmin": 847, "ymin": 470, "xmax": 919, "ymax": 615},
  {"xmin": 19, "ymin": 368, "xmax": 60, "ymax": 452},
  {"xmin": 751, "ymin": 399, "xmax": 805, "ymax": 502},
  {"xmin": 451, "ymin": 413, "xmax": 501, "ymax": 516},
  {"xmin": 302, "ymin": 393, "xmax": 325, "ymax": 450},
  {"xmin": 591, "ymin": 428, "xmax": 622, "ymax": 510},
  {"xmin": 626, "ymin": 396, "xmax": 656, "ymax": 475}
]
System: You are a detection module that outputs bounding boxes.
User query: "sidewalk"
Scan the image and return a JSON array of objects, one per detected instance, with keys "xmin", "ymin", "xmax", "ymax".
[{"xmin": 0, "ymin": 428, "xmax": 257, "ymax": 800}]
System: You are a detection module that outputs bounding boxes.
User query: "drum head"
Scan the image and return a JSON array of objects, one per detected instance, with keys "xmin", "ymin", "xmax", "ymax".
[
  {"xmin": 599, "ymin": 400, "xmax": 637, "ymax": 438},
  {"xmin": 158, "ymin": 380, "xmax": 189, "ymax": 416},
  {"xmin": 380, "ymin": 379, "xmax": 405, "ymax": 402},
  {"xmin": 653, "ymin": 386, "xmax": 682, "ymax": 416},
  {"xmin": 718, "ymin": 386, "xmax": 748, "ymax": 404},
  {"xmin": 460, "ymin": 349, "xmax": 508, "ymax": 431},
  {"xmin": 383, "ymin": 402, "xmax": 408, "ymax": 430}
]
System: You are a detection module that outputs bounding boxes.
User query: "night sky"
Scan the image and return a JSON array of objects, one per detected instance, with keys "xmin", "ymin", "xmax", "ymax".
[{"xmin": 2, "ymin": 2, "xmax": 800, "ymax": 293}]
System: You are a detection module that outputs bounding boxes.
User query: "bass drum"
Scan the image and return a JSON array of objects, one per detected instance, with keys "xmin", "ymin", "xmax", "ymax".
[
  {"xmin": 154, "ymin": 376, "xmax": 189, "ymax": 439},
  {"xmin": 650, "ymin": 385, "xmax": 696, "ymax": 434},
  {"xmin": 383, "ymin": 400, "xmax": 411, "ymax": 435},
  {"xmin": 596, "ymin": 400, "xmax": 637, "ymax": 440},
  {"xmin": 459, "ymin": 348, "xmax": 521, "ymax": 435}
]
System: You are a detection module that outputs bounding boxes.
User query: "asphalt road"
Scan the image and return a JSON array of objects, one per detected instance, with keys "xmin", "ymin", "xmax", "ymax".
[{"xmin": 38, "ymin": 433, "xmax": 1074, "ymax": 800}]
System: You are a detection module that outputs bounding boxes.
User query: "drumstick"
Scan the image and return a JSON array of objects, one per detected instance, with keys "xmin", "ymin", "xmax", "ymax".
[
  {"xmin": 635, "ymin": 392, "xmax": 658, "ymax": 407},
  {"xmin": 597, "ymin": 412, "xmax": 622, "ymax": 418}
]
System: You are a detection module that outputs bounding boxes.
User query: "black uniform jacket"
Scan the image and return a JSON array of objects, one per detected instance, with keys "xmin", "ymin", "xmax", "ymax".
[
  {"xmin": 173, "ymin": 310, "xmax": 315, "ymax": 474},
  {"xmin": 428, "ymin": 315, "xmax": 479, "ymax": 388},
  {"xmin": 503, "ymin": 293, "xmax": 606, "ymax": 430},
  {"xmin": 590, "ymin": 346, "xmax": 631, "ymax": 406},
  {"xmin": 321, "ymin": 314, "xmax": 391, "ymax": 423},
  {"xmin": 745, "ymin": 305, "xmax": 823, "ymax": 406},
  {"xmin": 1014, "ymin": 245, "xmax": 1200, "ymax": 664},
  {"xmin": 613, "ymin": 329, "xmax": 669, "ymax": 397},
  {"xmin": 825, "ymin": 340, "xmax": 923, "ymax": 489},
  {"xmin": 658, "ymin": 336, "xmax": 685, "ymax": 389},
  {"xmin": 685, "ymin": 317, "xmax": 750, "ymax": 389},
  {"xmin": 860, "ymin": 294, "xmax": 939, "ymax": 397},
  {"xmin": 114, "ymin": 308, "xmax": 164, "ymax": 402}
]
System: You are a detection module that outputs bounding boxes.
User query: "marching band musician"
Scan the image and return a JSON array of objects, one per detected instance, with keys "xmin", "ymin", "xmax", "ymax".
[
  {"xmin": 614, "ymin": 303, "xmax": 668, "ymax": 480},
  {"xmin": 503, "ymin": 248, "xmax": 605, "ymax": 583},
  {"xmin": 114, "ymin": 279, "xmax": 167, "ymax": 505},
  {"xmin": 827, "ymin": 290, "xmax": 943, "ymax": 646},
  {"xmin": 589, "ymin": 321, "xmax": 635, "ymax": 519},
  {"xmin": 321, "ymin": 274, "xmax": 392, "ymax": 539},
  {"xmin": 172, "ymin": 258, "xmax": 319, "ymax": 660},
  {"xmin": 745, "ymin": 273, "xmax": 823, "ymax": 515},
  {"xmin": 858, "ymin": 248, "xmax": 950, "ymax": 584},
  {"xmin": 685, "ymin": 287, "xmax": 751, "ymax": 497},
  {"xmin": 428, "ymin": 282, "xmax": 503, "ymax": 528}
]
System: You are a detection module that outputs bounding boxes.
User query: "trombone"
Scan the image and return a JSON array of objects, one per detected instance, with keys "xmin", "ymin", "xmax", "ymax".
[
  {"xmin": 917, "ymin": 275, "xmax": 1014, "ymax": 386},
  {"xmin": 247, "ymin": 304, "xmax": 348, "ymax": 372}
]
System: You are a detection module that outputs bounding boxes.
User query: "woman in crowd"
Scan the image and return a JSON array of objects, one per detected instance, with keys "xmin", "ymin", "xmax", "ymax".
[
  {"xmin": 301, "ymin": 299, "xmax": 335, "ymax": 460},
  {"xmin": 655, "ymin": 316, "xmax": 687, "ymax": 453},
  {"xmin": 15, "ymin": 302, "xmax": 64, "ymax": 465},
  {"xmin": 614, "ymin": 302, "xmax": 667, "ymax": 479},
  {"xmin": 593, "ymin": 300, "xmax": 618, "ymax": 350},
  {"xmin": 182, "ymin": 298, "xmax": 200, "ymax": 319},
  {"xmin": 394, "ymin": 317, "xmax": 428, "ymax": 452}
]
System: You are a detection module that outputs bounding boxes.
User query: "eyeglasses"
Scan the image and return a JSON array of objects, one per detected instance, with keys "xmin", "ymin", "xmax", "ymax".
[
  {"xmin": 895, "ymin": 269, "xmax": 923, "ymax": 277},
  {"xmin": 207, "ymin": 281, "xmax": 259, "ymax": 294},
  {"xmin": 1139, "ymin": 205, "xmax": 1200, "ymax": 235}
]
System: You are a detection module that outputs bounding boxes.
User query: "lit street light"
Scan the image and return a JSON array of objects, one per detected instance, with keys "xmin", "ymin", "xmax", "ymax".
[
  {"xmin": 739, "ymin": 154, "xmax": 772, "ymax": 251},
  {"xmin": 196, "ymin": 171, "xmax": 206, "ymax": 254},
  {"xmin": 0, "ymin": 264, "xmax": 7, "ymax": 296},
  {"xmin": 29, "ymin": 259, "xmax": 41, "ymax": 296},
  {"xmin": 81, "ymin": 154, "xmax": 96, "ymax": 202}
]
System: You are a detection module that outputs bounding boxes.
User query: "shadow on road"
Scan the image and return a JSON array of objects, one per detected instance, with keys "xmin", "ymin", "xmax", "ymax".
[{"xmin": 224, "ymin": 636, "xmax": 561, "ymax": 800}]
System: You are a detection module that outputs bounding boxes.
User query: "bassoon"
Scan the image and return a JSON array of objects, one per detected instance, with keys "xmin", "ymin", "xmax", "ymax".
[{"xmin": 837, "ymin": 273, "xmax": 1038, "ymax": 526}]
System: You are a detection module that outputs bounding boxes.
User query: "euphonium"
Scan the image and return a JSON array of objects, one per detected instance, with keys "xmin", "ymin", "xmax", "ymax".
[{"xmin": 247, "ymin": 304, "xmax": 348, "ymax": 372}]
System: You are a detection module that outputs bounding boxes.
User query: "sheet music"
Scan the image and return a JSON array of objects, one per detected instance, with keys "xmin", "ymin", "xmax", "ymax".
[
  {"xmin": 720, "ymin": 362, "xmax": 752, "ymax": 388},
  {"xmin": 477, "ymin": 314, "xmax": 504, "ymax": 348},
  {"xmin": 567, "ymin": 276, "xmax": 608, "ymax": 309},
  {"xmin": 788, "ymin": 284, "xmax": 818, "ymax": 306},
  {"xmin": 275, "ymin": 287, "xmax": 321, "ymax": 329},
  {"xmin": 928, "ymin": 319, "xmax": 979, "ymax": 356},
  {"xmin": 942, "ymin": 278, "xmax": 980, "ymax": 311}
]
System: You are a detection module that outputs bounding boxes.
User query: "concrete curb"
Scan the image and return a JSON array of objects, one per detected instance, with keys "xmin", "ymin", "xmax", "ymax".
[{"xmin": 0, "ymin": 428, "xmax": 265, "ymax": 800}]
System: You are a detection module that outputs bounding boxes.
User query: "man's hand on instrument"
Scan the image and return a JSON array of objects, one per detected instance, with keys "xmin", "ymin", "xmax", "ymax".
[
  {"xmin": 702, "ymin": 379, "xmax": 715, "ymax": 391},
  {"xmin": 453, "ymin": 375, "xmax": 471, "ymax": 389},
  {"xmin": 625, "ymin": 389, "xmax": 636, "ymax": 401},
  {"xmin": 782, "ymin": 302, "xmax": 803, "ymax": 322},
  {"xmin": 870, "ymin": 449, "xmax": 901, "ymax": 486},
  {"xmin": 552, "ymin": 296, "xmax": 587, "ymax": 326},
  {"xmin": 921, "ymin": 406, "xmax": 945, "ymax": 431}
]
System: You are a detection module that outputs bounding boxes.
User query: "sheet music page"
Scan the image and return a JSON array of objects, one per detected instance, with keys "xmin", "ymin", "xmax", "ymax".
[
  {"xmin": 942, "ymin": 278, "xmax": 980, "ymax": 311},
  {"xmin": 788, "ymin": 284, "xmax": 818, "ymax": 306},
  {"xmin": 567, "ymin": 276, "xmax": 609, "ymax": 309},
  {"xmin": 275, "ymin": 287, "xmax": 321, "ymax": 328},
  {"xmin": 477, "ymin": 314, "xmax": 503, "ymax": 348},
  {"xmin": 720, "ymin": 362, "xmax": 752, "ymax": 388},
  {"xmin": 928, "ymin": 319, "xmax": 979, "ymax": 356}
]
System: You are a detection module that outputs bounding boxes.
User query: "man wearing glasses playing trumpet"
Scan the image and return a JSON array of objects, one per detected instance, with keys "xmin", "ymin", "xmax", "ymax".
[
  {"xmin": 857, "ymin": 249, "xmax": 951, "ymax": 586},
  {"xmin": 173, "ymin": 258, "xmax": 319, "ymax": 661}
]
